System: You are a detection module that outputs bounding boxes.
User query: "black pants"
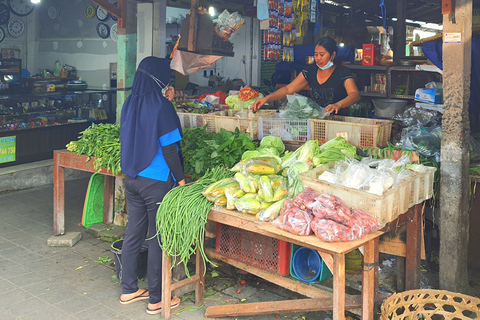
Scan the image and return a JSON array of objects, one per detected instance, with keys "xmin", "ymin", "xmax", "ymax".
[{"xmin": 122, "ymin": 175, "xmax": 175, "ymax": 304}]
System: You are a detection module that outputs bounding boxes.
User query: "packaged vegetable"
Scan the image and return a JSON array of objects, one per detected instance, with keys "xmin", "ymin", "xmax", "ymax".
[
  {"xmin": 311, "ymin": 193, "xmax": 353, "ymax": 227},
  {"xmin": 260, "ymin": 175, "xmax": 275, "ymax": 202},
  {"xmin": 271, "ymin": 205, "xmax": 313, "ymax": 236},
  {"xmin": 235, "ymin": 197, "xmax": 262, "ymax": 214},
  {"xmin": 235, "ymin": 172, "xmax": 256, "ymax": 193},
  {"xmin": 224, "ymin": 188, "xmax": 237, "ymax": 210},
  {"xmin": 214, "ymin": 195, "xmax": 227, "ymax": 207},
  {"xmin": 292, "ymin": 187, "xmax": 318, "ymax": 211},
  {"xmin": 286, "ymin": 161, "xmax": 311, "ymax": 198},
  {"xmin": 203, "ymin": 177, "xmax": 239, "ymax": 198},
  {"xmin": 257, "ymin": 198, "xmax": 287, "ymax": 222},
  {"xmin": 272, "ymin": 185, "xmax": 288, "ymax": 201}
]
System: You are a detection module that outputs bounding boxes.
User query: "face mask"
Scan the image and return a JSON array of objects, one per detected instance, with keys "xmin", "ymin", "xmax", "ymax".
[
  {"xmin": 137, "ymin": 68, "xmax": 168, "ymax": 95},
  {"xmin": 317, "ymin": 60, "xmax": 334, "ymax": 70}
]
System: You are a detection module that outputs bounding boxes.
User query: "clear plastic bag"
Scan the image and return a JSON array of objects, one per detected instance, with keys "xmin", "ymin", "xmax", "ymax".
[
  {"xmin": 402, "ymin": 125, "xmax": 441, "ymax": 157},
  {"xmin": 394, "ymin": 106, "xmax": 442, "ymax": 127},
  {"xmin": 281, "ymin": 94, "xmax": 328, "ymax": 119},
  {"xmin": 311, "ymin": 193, "xmax": 353, "ymax": 227},
  {"xmin": 271, "ymin": 204, "xmax": 313, "ymax": 236}
]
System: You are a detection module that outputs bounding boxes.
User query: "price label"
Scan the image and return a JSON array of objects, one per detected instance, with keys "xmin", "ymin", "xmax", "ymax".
[
  {"xmin": 336, "ymin": 132, "xmax": 349, "ymax": 142},
  {"xmin": 0, "ymin": 136, "xmax": 16, "ymax": 164}
]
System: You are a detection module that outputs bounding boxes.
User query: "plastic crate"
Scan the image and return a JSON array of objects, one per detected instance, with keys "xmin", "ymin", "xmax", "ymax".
[
  {"xmin": 409, "ymin": 167, "xmax": 436, "ymax": 206},
  {"xmin": 258, "ymin": 116, "xmax": 311, "ymax": 143},
  {"xmin": 215, "ymin": 223, "xmax": 291, "ymax": 276},
  {"xmin": 290, "ymin": 244, "xmax": 332, "ymax": 283},
  {"xmin": 202, "ymin": 110, "xmax": 277, "ymax": 139},
  {"xmin": 299, "ymin": 162, "xmax": 412, "ymax": 226},
  {"xmin": 177, "ymin": 112, "xmax": 206, "ymax": 128},
  {"xmin": 309, "ymin": 116, "xmax": 393, "ymax": 148}
]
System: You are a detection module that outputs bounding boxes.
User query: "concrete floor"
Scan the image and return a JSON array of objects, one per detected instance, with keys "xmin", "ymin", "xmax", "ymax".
[{"xmin": 1, "ymin": 176, "xmax": 479, "ymax": 320}]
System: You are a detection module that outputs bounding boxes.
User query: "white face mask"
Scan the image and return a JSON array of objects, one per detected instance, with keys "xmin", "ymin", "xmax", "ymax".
[
  {"xmin": 138, "ymin": 68, "xmax": 168, "ymax": 95},
  {"xmin": 317, "ymin": 60, "xmax": 334, "ymax": 70}
]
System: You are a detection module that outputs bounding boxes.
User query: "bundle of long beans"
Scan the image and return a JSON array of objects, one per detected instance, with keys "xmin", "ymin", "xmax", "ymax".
[{"xmin": 155, "ymin": 167, "xmax": 234, "ymax": 277}]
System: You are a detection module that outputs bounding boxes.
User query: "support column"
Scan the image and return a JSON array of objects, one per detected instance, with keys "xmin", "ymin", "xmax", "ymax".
[
  {"xmin": 393, "ymin": 0, "xmax": 406, "ymax": 63},
  {"xmin": 439, "ymin": 0, "xmax": 472, "ymax": 292},
  {"xmin": 153, "ymin": 0, "xmax": 167, "ymax": 58},
  {"xmin": 116, "ymin": 0, "xmax": 137, "ymax": 124}
]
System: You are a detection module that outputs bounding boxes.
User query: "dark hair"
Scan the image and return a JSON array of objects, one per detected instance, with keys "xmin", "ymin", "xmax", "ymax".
[{"xmin": 315, "ymin": 37, "xmax": 340, "ymax": 64}]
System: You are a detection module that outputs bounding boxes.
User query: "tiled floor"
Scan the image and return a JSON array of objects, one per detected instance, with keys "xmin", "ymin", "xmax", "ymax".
[{"xmin": 1, "ymin": 177, "xmax": 479, "ymax": 320}]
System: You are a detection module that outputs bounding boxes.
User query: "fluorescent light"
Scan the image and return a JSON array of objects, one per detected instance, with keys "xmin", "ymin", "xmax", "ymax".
[
  {"xmin": 31, "ymin": 0, "xmax": 41, "ymax": 3},
  {"xmin": 339, "ymin": 43, "xmax": 345, "ymax": 47},
  {"xmin": 208, "ymin": 6, "xmax": 215, "ymax": 16}
]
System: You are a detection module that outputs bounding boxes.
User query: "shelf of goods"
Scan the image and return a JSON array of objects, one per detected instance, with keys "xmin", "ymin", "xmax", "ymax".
[
  {"xmin": 203, "ymin": 109, "xmax": 277, "ymax": 140},
  {"xmin": 299, "ymin": 161, "xmax": 436, "ymax": 226}
]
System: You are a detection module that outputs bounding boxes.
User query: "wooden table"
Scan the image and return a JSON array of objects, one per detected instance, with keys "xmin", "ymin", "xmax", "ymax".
[
  {"xmin": 203, "ymin": 208, "xmax": 383, "ymax": 320},
  {"xmin": 53, "ymin": 150, "xmax": 116, "ymax": 235}
]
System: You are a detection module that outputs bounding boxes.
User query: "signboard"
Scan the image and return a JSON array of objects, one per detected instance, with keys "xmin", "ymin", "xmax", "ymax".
[
  {"xmin": 444, "ymin": 33, "xmax": 461, "ymax": 44},
  {"xmin": 0, "ymin": 136, "xmax": 16, "ymax": 163}
]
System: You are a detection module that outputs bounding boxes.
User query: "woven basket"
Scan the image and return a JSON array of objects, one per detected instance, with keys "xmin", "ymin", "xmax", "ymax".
[{"xmin": 381, "ymin": 289, "xmax": 480, "ymax": 320}]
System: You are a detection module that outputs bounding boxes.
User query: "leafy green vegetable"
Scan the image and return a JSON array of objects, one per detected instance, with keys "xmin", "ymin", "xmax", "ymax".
[
  {"xmin": 260, "ymin": 136, "xmax": 285, "ymax": 154},
  {"xmin": 257, "ymin": 147, "xmax": 280, "ymax": 156},
  {"xmin": 281, "ymin": 140, "xmax": 320, "ymax": 168},
  {"xmin": 66, "ymin": 123, "xmax": 121, "ymax": 175},
  {"xmin": 181, "ymin": 126, "xmax": 257, "ymax": 178},
  {"xmin": 241, "ymin": 150, "xmax": 261, "ymax": 160},
  {"xmin": 225, "ymin": 94, "xmax": 264, "ymax": 109},
  {"xmin": 286, "ymin": 161, "xmax": 312, "ymax": 198},
  {"xmin": 319, "ymin": 136, "xmax": 357, "ymax": 159},
  {"xmin": 312, "ymin": 148, "xmax": 345, "ymax": 167}
]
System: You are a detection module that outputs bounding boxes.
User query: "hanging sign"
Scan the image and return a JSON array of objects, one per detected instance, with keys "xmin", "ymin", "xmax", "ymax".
[{"xmin": 0, "ymin": 136, "xmax": 16, "ymax": 163}]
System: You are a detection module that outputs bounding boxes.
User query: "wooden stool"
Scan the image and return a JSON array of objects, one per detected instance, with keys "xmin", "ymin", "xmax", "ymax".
[{"xmin": 161, "ymin": 247, "xmax": 205, "ymax": 319}]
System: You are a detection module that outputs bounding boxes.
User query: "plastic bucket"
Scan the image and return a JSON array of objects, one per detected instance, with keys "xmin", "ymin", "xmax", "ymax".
[
  {"xmin": 292, "ymin": 246, "xmax": 322, "ymax": 283},
  {"xmin": 110, "ymin": 239, "xmax": 148, "ymax": 281}
]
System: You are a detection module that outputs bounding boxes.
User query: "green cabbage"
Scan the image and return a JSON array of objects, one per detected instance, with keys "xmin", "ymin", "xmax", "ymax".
[
  {"xmin": 257, "ymin": 147, "xmax": 280, "ymax": 156},
  {"xmin": 281, "ymin": 140, "xmax": 320, "ymax": 168},
  {"xmin": 260, "ymin": 136, "xmax": 285, "ymax": 154},
  {"xmin": 241, "ymin": 150, "xmax": 261, "ymax": 160},
  {"xmin": 225, "ymin": 94, "xmax": 264, "ymax": 110}
]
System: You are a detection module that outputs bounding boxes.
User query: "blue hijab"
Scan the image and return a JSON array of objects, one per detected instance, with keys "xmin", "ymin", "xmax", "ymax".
[{"xmin": 120, "ymin": 57, "xmax": 183, "ymax": 178}]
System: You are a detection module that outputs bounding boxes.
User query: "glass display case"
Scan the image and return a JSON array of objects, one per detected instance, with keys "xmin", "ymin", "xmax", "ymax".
[{"xmin": 0, "ymin": 89, "xmax": 116, "ymax": 167}]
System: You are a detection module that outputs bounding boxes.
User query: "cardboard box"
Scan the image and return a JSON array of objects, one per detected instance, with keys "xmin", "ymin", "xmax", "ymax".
[
  {"xmin": 415, "ymin": 88, "xmax": 443, "ymax": 104},
  {"xmin": 362, "ymin": 44, "xmax": 381, "ymax": 65}
]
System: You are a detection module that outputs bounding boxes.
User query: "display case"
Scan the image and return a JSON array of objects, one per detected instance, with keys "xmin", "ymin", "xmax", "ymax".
[{"xmin": 0, "ymin": 89, "xmax": 116, "ymax": 168}]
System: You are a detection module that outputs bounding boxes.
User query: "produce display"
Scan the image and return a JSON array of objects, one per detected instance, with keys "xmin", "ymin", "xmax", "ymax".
[
  {"xmin": 316, "ymin": 156, "xmax": 432, "ymax": 196},
  {"xmin": 273, "ymin": 188, "xmax": 382, "ymax": 242},
  {"xmin": 66, "ymin": 123, "xmax": 121, "ymax": 175},
  {"xmin": 181, "ymin": 126, "xmax": 257, "ymax": 178},
  {"xmin": 156, "ymin": 167, "xmax": 234, "ymax": 277},
  {"xmin": 225, "ymin": 86, "xmax": 264, "ymax": 110},
  {"xmin": 175, "ymin": 100, "xmax": 224, "ymax": 114},
  {"xmin": 203, "ymin": 156, "xmax": 288, "ymax": 221}
]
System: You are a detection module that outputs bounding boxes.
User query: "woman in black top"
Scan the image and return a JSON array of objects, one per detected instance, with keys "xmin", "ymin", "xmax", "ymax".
[{"xmin": 253, "ymin": 37, "xmax": 360, "ymax": 115}]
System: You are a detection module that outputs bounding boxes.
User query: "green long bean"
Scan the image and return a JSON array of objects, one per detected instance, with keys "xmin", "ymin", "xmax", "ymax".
[{"xmin": 155, "ymin": 167, "xmax": 234, "ymax": 278}]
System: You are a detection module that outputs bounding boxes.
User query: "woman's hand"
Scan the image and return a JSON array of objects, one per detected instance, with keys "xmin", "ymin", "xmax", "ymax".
[
  {"xmin": 163, "ymin": 86, "xmax": 175, "ymax": 101},
  {"xmin": 178, "ymin": 179, "xmax": 186, "ymax": 186},
  {"xmin": 252, "ymin": 97, "xmax": 268, "ymax": 112},
  {"xmin": 325, "ymin": 102, "xmax": 342, "ymax": 114}
]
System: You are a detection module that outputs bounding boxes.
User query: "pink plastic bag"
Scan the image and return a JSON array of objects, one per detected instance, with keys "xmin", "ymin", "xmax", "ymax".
[{"xmin": 311, "ymin": 193, "xmax": 353, "ymax": 227}]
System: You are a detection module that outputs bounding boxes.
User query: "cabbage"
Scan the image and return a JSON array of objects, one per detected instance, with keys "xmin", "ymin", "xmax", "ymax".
[
  {"xmin": 260, "ymin": 136, "xmax": 285, "ymax": 154},
  {"xmin": 257, "ymin": 147, "xmax": 280, "ymax": 156},
  {"xmin": 281, "ymin": 140, "xmax": 320, "ymax": 168},
  {"xmin": 241, "ymin": 150, "xmax": 261, "ymax": 160},
  {"xmin": 225, "ymin": 94, "xmax": 264, "ymax": 110}
]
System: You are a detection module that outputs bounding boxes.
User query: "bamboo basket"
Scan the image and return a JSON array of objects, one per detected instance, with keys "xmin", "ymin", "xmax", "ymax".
[{"xmin": 381, "ymin": 289, "xmax": 480, "ymax": 320}]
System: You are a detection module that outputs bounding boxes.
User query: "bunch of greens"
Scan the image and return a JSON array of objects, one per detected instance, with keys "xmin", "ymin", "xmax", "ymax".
[
  {"xmin": 182, "ymin": 126, "xmax": 257, "ymax": 178},
  {"xmin": 281, "ymin": 94, "xmax": 327, "ymax": 119},
  {"xmin": 319, "ymin": 136, "xmax": 358, "ymax": 160},
  {"xmin": 66, "ymin": 123, "xmax": 121, "ymax": 175},
  {"xmin": 156, "ymin": 167, "xmax": 234, "ymax": 278}
]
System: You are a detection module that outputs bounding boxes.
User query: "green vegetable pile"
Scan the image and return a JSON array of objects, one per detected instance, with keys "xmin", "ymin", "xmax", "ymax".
[
  {"xmin": 181, "ymin": 126, "xmax": 257, "ymax": 178},
  {"xmin": 66, "ymin": 123, "xmax": 121, "ymax": 175},
  {"xmin": 156, "ymin": 167, "xmax": 234, "ymax": 277}
]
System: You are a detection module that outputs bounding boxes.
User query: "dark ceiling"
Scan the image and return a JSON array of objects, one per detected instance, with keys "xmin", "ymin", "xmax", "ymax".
[{"xmin": 154, "ymin": 0, "xmax": 479, "ymax": 25}]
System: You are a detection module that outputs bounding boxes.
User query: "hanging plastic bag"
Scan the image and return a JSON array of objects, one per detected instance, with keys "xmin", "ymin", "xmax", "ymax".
[{"xmin": 170, "ymin": 49, "xmax": 222, "ymax": 76}]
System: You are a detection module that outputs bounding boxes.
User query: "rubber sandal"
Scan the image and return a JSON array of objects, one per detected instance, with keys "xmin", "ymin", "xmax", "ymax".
[
  {"xmin": 119, "ymin": 289, "xmax": 149, "ymax": 305},
  {"xmin": 146, "ymin": 296, "xmax": 181, "ymax": 315}
]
